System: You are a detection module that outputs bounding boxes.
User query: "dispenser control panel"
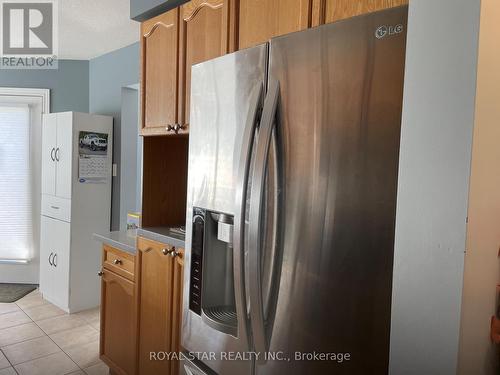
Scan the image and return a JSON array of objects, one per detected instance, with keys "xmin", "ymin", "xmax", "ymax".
[{"xmin": 189, "ymin": 207, "xmax": 205, "ymax": 315}]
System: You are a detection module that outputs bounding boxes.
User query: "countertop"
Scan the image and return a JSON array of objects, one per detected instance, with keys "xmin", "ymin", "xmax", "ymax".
[
  {"xmin": 93, "ymin": 229, "xmax": 138, "ymax": 255},
  {"xmin": 93, "ymin": 227, "xmax": 186, "ymax": 255}
]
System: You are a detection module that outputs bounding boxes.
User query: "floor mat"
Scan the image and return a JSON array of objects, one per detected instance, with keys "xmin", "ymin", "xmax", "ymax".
[{"xmin": 0, "ymin": 283, "xmax": 38, "ymax": 303}]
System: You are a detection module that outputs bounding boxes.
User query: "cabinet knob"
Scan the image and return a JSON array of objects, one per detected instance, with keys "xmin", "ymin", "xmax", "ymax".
[
  {"xmin": 173, "ymin": 124, "xmax": 186, "ymax": 134},
  {"xmin": 162, "ymin": 248, "xmax": 169, "ymax": 255},
  {"xmin": 166, "ymin": 124, "xmax": 186, "ymax": 134},
  {"xmin": 97, "ymin": 271, "xmax": 103, "ymax": 277},
  {"xmin": 113, "ymin": 259, "xmax": 122, "ymax": 265},
  {"xmin": 168, "ymin": 247, "xmax": 179, "ymax": 258}
]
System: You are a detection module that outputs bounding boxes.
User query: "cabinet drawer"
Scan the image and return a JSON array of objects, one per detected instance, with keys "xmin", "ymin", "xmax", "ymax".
[
  {"xmin": 103, "ymin": 245, "xmax": 135, "ymax": 281},
  {"xmin": 41, "ymin": 194, "xmax": 71, "ymax": 222}
]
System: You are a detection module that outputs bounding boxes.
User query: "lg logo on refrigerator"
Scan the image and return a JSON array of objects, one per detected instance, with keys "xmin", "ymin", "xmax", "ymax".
[{"xmin": 375, "ymin": 24, "xmax": 404, "ymax": 39}]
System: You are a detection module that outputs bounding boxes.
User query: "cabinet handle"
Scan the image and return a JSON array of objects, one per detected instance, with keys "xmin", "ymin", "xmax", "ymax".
[
  {"xmin": 48, "ymin": 252, "xmax": 54, "ymax": 266},
  {"xmin": 50, "ymin": 206, "xmax": 59, "ymax": 210},
  {"xmin": 53, "ymin": 253, "xmax": 57, "ymax": 267},
  {"xmin": 55, "ymin": 148, "xmax": 60, "ymax": 162},
  {"xmin": 50, "ymin": 148, "xmax": 55, "ymax": 161},
  {"xmin": 166, "ymin": 124, "xmax": 174, "ymax": 132},
  {"xmin": 113, "ymin": 259, "xmax": 122, "ymax": 265},
  {"xmin": 98, "ymin": 271, "xmax": 103, "ymax": 277}
]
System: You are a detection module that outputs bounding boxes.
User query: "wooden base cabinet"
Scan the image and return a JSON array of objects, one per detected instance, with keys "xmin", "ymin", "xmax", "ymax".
[
  {"xmin": 137, "ymin": 237, "xmax": 184, "ymax": 375},
  {"xmin": 100, "ymin": 269, "xmax": 138, "ymax": 375},
  {"xmin": 170, "ymin": 243, "xmax": 184, "ymax": 375},
  {"xmin": 99, "ymin": 239, "xmax": 184, "ymax": 375}
]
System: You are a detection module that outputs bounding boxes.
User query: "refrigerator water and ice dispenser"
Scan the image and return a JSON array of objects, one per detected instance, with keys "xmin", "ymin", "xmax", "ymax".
[{"xmin": 189, "ymin": 207, "xmax": 238, "ymax": 336}]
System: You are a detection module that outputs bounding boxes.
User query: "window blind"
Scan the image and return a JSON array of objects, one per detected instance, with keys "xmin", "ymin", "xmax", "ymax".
[{"xmin": 0, "ymin": 105, "xmax": 32, "ymax": 261}]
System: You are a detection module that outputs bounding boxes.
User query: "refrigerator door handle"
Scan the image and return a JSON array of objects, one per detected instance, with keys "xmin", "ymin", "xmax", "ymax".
[
  {"xmin": 233, "ymin": 83, "xmax": 264, "ymax": 342},
  {"xmin": 248, "ymin": 79, "xmax": 280, "ymax": 360}
]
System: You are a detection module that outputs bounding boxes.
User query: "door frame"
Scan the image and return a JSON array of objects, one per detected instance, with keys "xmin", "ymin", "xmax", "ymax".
[{"xmin": 0, "ymin": 87, "xmax": 50, "ymax": 283}]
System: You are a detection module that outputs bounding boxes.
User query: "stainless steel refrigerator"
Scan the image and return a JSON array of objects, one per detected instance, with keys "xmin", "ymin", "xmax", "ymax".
[{"xmin": 181, "ymin": 6, "xmax": 408, "ymax": 375}]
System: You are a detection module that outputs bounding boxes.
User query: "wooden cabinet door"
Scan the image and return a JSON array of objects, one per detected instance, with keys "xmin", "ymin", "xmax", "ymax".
[
  {"xmin": 178, "ymin": 0, "xmax": 236, "ymax": 130},
  {"xmin": 137, "ymin": 238, "xmax": 175, "ymax": 375},
  {"xmin": 238, "ymin": 0, "xmax": 312, "ymax": 50},
  {"xmin": 170, "ymin": 248, "xmax": 184, "ymax": 375},
  {"xmin": 141, "ymin": 9, "xmax": 179, "ymax": 136},
  {"xmin": 100, "ymin": 268, "xmax": 137, "ymax": 375},
  {"xmin": 312, "ymin": 0, "xmax": 408, "ymax": 26}
]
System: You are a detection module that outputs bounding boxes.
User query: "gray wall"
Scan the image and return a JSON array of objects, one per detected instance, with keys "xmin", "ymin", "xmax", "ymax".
[
  {"xmin": 389, "ymin": 0, "xmax": 481, "ymax": 374},
  {"xmin": 0, "ymin": 60, "xmax": 89, "ymax": 112},
  {"xmin": 89, "ymin": 42, "xmax": 140, "ymax": 230},
  {"xmin": 130, "ymin": 0, "xmax": 187, "ymax": 21},
  {"xmin": 119, "ymin": 86, "xmax": 142, "ymax": 230}
]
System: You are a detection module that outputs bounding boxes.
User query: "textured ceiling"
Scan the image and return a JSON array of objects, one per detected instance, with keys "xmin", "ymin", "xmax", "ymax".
[{"xmin": 59, "ymin": 0, "xmax": 139, "ymax": 60}]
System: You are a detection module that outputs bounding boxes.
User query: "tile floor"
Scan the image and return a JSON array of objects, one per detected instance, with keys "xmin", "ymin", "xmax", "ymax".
[{"xmin": 0, "ymin": 289, "xmax": 109, "ymax": 375}]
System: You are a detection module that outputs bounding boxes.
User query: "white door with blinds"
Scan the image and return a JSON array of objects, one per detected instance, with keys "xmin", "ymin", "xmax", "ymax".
[{"xmin": 0, "ymin": 105, "xmax": 33, "ymax": 262}]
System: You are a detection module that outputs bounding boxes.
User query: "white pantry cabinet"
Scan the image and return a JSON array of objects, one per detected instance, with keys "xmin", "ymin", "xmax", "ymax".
[{"xmin": 40, "ymin": 112, "xmax": 113, "ymax": 313}]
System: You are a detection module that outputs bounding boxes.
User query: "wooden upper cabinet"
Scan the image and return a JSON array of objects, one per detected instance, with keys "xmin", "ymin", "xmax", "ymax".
[
  {"xmin": 312, "ymin": 0, "xmax": 408, "ymax": 26},
  {"xmin": 238, "ymin": 0, "xmax": 312, "ymax": 50},
  {"xmin": 141, "ymin": 9, "xmax": 179, "ymax": 136},
  {"xmin": 178, "ymin": 0, "xmax": 236, "ymax": 129}
]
